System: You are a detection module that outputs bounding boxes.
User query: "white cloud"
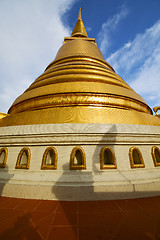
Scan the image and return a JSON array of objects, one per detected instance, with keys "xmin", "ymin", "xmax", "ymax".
[
  {"xmin": 0, "ymin": 0, "xmax": 75, "ymax": 113},
  {"xmin": 130, "ymin": 48, "xmax": 160, "ymax": 108},
  {"xmin": 98, "ymin": 6, "xmax": 128, "ymax": 54},
  {"xmin": 86, "ymin": 26, "xmax": 92, "ymax": 32},
  {"xmin": 107, "ymin": 20, "xmax": 160, "ymax": 109}
]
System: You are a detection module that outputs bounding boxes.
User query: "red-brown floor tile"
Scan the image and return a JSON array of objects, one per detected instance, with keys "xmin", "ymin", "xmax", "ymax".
[
  {"xmin": 47, "ymin": 226, "xmax": 77, "ymax": 240},
  {"xmin": 34, "ymin": 213, "xmax": 55, "ymax": 240},
  {"xmin": 152, "ymin": 211, "xmax": 160, "ymax": 239},
  {"xmin": 122, "ymin": 209, "xmax": 156, "ymax": 236},
  {"xmin": 28, "ymin": 210, "xmax": 53, "ymax": 224},
  {"xmin": 15, "ymin": 199, "xmax": 41, "ymax": 211},
  {"xmin": 112, "ymin": 199, "xmax": 128, "ymax": 212},
  {"xmin": 135, "ymin": 196, "xmax": 160, "ymax": 210},
  {"xmin": 52, "ymin": 212, "xmax": 77, "ymax": 226},
  {"xmin": 0, "ymin": 196, "xmax": 160, "ymax": 240},
  {"xmin": 113, "ymin": 198, "xmax": 143, "ymax": 213},
  {"xmin": 0, "ymin": 208, "xmax": 25, "ymax": 224},
  {"xmin": 101, "ymin": 210, "xmax": 126, "ymax": 238},
  {"xmin": 10, "ymin": 226, "xmax": 43, "ymax": 240},
  {"xmin": 79, "ymin": 212, "xmax": 102, "ymax": 226},
  {"xmin": 98, "ymin": 200, "xmax": 120, "ymax": 213},
  {"xmin": 0, "ymin": 213, "xmax": 31, "ymax": 239},
  {"xmin": 79, "ymin": 225, "xmax": 109, "ymax": 240},
  {"xmin": 35, "ymin": 200, "xmax": 58, "ymax": 213},
  {"xmin": 0, "ymin": 196, "xmax": 9, "ymax": 205},
  {"xmin": 149, "ymin": 206, "xmax": 160, "ymax": 219},
  {"xmin": 78, "ymin": 201, "xmax": 99, "ymax": 213},
  {"xmin": 0, "ymin": 197, "xmax": 23, "ymax": 209},
  {"xmin": 155, "ymin": 227, "xmax": 160, "ymax": 240},
  {"xmin": 56, "ymin": 201, "xmax": 78, "ymax": 213},
  {"xmin": 112, "ymin": 222, "xmax": 154, "ymax": 240}
]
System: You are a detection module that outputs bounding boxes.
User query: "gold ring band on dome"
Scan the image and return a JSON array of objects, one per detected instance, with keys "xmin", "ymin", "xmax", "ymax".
[
  {"xmin": 25, "ymin": 60, "xmax": 131, "ymax": 93},
  {"xmin": 39, "ymin": 61, "xmax": 117, "ymax": 84},
  {"xmin": 45, "ymin": 56, "xmax": 115, "ymax": 72},
  {"xmin": 34, "ymin": 63, "xmax": 124, "ymax": 85},
  {"xmin": 27, "ymin": 74, "xmax": 131, "ymax": 93},
  {"xmin": 9, "ymin": 93, "xmax": 151, "ymax": 115}
]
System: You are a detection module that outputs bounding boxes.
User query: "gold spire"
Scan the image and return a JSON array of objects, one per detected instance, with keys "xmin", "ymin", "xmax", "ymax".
[
  {"xmin": 78, "ymin": 7, "xmax": 82, "ymax": 20},
  {"xmin": 71, "ymin": 8, "xmax": 88, "ymax": 38}
]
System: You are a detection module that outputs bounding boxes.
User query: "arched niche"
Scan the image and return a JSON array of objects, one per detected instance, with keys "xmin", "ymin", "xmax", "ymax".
[
  {"xmin": 0, "ymin": 147, "xmax": 8, "ymax": 168},
  {"xmin": 41, "ymin": 147, "xmax": 57, "ymax": 170},
  {"xmin": 151, "ymin": 146, "xmax": 160, "ymax": 167},
  {"xmin": 70, "ymin": 146, "xmax": 86, "ymax": 170},
  {"xmin": 15, "ymin": 147, "xmax": 31, "ymax": 169},
  {"xmin": 100, "ymin": 147, "xmax": 117, "ymax": 169},
  {"xmin": 129, "ymin": 147, "xmax": 145, "ymax": 168}
]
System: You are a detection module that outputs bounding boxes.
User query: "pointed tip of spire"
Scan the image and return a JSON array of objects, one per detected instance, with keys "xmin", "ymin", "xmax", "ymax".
[
  {"xmin": 71, "ymin": 8, "xmax": 88, "ymax": 38},
  {"xmin": 78, "ymin": 8, "xmax": 82, "ymax": 20}
]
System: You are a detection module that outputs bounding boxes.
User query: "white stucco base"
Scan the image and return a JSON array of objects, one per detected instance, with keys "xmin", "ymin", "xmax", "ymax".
[{"xmin": 0, "ymin": 123, "xmax": 160, "ymax": 200}]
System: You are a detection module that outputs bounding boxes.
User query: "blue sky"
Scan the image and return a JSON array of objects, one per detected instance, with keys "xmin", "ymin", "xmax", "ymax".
[{"xmin": 0, "ymin": 0, "xmax": 160, "ymax": 114}]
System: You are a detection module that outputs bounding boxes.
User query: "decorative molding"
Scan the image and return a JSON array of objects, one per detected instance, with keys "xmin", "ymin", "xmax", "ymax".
[{"xmin": 10, "ymin": 92, "xmax": 150, "ymax": 115}]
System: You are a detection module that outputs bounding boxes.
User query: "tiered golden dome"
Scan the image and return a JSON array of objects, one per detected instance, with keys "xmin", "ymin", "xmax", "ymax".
[{"xmin": 1, "ymin": 9, "xmax": 160, "ymax": 126}]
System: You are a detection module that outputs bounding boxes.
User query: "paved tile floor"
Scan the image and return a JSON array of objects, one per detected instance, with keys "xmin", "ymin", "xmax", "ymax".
[{"xmin": 0, "ymin": 196, "xmax": 160, "ymax": 239}]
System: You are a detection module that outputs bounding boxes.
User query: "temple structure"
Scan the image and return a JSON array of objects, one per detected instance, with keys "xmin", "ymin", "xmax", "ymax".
[{"xmin": 0, "ymin": 9, "xmax": 160, "ymax": 240}]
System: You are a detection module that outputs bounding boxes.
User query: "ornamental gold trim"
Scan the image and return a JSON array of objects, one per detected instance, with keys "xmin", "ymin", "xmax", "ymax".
[
  {"xmin": 15, "ymin": 147, "xmax": 31, "ymax": 169},
  {"xmin": 46, "ymin": 56, "xmax": 114, "ymax": 72},
  {"xmin": 2, "ymin": 105, "xmax": 159, "ymax": 127},
  {"xmin": 34, "ymin": 64, "xmax": 118, "ymax": 86},
  {"xmin": 32, "ymin": 65, "xmax": 123, "ymax": 87},
  {"xmin": 151, "ymin": 146, "xmax": 160, "ymax": 167},
  {"xmin": 153, "ymin": 106, "xmax": 160, "ymax": 116},
  {"xmin": 0, "ymin": 147, "xmax": 8, "ymax": 168},
  {"xmin": 70, "ymin": 146, "xmax": 86, "ymax": 170},
  {"xmin": 41, "ymin": 147, "xmax": 58, "ymax": 170},
  {"xmin": 23, "ymin": 72, "xmax": 129, "ymax": 93},
  {"xmin": 100, "ymin": 147, "xmax": 117, "ymax": 170},
  {"xmin": 64, "ymin": 37, "xmax": 95, "ymax": 44},
  {"xmin": 129, "ymin": 147, "xmax": 145, "ymax": 168},
  {"xmin": 9, "ymin": 92, "xmax": 151, "ymax": 115}
]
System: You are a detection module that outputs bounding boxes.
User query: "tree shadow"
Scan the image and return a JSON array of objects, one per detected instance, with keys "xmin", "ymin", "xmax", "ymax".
[
  {"xmin": 0, "ymin": 213, "xmax": 42, "ymax": 240},
  {"xmin": 0, "ymin": 166, "xmax": 14, "ymax": 197},
  {"xmin": 50, "ymin": 124, "xmax": 160, "ymax": 239},
  {"xmin": 51, "ymin": 124, "xmax": 117, "ymax": 239}
]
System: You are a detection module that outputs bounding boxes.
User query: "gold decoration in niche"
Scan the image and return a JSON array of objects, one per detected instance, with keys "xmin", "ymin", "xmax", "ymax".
[
  {"xmin": 129, "ymin": 147, "xmax": 145, "ymax": 168},
  {"xmin": 70, "ymin": 146, "xmax": 86, "ymax": 170},
  {"xmin": 15, "ymin": 147, "xmax": 30, "ymax": 169},
  {"xmin": 0, "ymin": 147, "xmax": 8, "ymax": 168},
  {"xmin": 151, "ymin": 146, "xmax": 160, "ymax": 167},
  {"xmin": 41, "ymin": 147, "xmax": 57, "ymax": 170},
  {"xmin": 100, "ymin": 147, "xmax": 117, "ymax": 169}
]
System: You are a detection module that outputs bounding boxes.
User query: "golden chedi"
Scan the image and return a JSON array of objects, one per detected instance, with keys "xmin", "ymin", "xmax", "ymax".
[
  {"xmin": 0, "ymin": 8, "xmax": 160, "ymax": 202},
  {"xmin": 1, "ymin": 10, "xmax": 160, "ymax": 239},
  {"xmin": 1, "ymin": 8, "xmax": 160, "ymax": 127}
]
